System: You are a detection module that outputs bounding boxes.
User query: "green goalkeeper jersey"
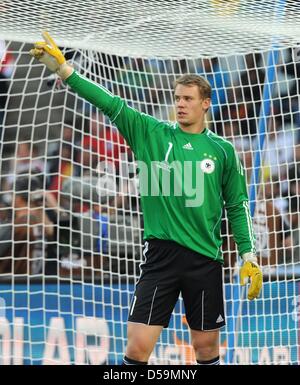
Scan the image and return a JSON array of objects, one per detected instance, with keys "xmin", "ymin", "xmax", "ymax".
[{"xmin": 66, "ymin": 71, "xmax": 256, "ymax": 263}]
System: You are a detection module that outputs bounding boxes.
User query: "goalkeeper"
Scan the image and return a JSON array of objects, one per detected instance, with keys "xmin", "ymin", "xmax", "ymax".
[{"xmin": 30, "ymin": 32, "xmax": 263, "ymax": 366}]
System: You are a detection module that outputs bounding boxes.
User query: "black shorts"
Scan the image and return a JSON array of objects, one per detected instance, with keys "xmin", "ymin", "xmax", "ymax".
[{"xmin": 128, "ymin": 239, "xmax": 225, "ymax": 330}]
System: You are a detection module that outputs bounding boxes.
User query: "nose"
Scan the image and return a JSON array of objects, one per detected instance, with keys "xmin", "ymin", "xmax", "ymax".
[{"xmin": 176, "ymin": 98, "xmax": 185, "ymax": 108}]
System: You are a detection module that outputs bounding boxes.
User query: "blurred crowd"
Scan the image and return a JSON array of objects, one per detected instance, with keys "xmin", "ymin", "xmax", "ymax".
[{"xmin": 0, "ymin": 42, "xmax": 300, "ymax": 281}]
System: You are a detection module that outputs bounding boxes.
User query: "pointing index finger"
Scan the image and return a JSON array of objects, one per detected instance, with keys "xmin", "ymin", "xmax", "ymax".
[{"xmin": 42, "ymin": 31, "xmax": 58, "ymax": 49}]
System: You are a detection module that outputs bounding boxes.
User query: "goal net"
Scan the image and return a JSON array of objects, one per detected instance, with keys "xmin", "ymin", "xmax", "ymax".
[{"xmin": 0, "ymin": 0, "xmax": 299, "ymax": 365}]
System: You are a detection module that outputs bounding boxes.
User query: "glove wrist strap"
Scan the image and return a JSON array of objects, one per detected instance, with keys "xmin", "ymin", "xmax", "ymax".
[
  {"xmin": 242, "ymin": 252, "xmax": 258, "ymax": 264},
  {"xmin": 57, "ymin": 63, "xmax": 74, "ymax": 80}
]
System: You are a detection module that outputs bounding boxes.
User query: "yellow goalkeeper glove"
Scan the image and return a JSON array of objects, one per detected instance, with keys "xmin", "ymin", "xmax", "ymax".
[
  {"xmin": 29, "ymin": 31, "xmax": 73, "ymax": 80},
  {"xmin": 240, "ymin": 253, "xmax": 263, "ymax": 300}
]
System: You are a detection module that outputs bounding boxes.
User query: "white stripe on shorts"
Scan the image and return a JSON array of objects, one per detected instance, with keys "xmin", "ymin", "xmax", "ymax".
[{"xmin": 147, "ymin": 286, "xmax": 158, "ymax": 324}]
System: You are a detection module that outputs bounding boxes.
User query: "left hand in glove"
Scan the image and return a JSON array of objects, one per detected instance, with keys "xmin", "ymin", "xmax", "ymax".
[{"xmin": 240, "ymin": 253, "xmax": 263, "ymax": 300}]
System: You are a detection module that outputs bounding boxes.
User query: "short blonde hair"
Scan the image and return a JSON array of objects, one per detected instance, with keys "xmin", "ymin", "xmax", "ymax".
[{"xmin": 174, "ymin": 74, "xmax": 212, "ymax": 100}]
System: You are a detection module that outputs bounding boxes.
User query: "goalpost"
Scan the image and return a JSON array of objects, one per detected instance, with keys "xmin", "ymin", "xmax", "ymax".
[{"xmin": 0, "ymin": 0, "xmax": 299, "ymax": 364}]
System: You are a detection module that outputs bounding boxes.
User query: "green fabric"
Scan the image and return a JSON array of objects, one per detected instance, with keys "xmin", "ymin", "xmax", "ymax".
[{"xmin": 66, "ymin": 71, "xmax": 256, "ymax": 262}]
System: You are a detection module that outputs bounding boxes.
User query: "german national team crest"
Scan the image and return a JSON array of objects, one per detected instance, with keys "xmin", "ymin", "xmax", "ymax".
[{"xmin": 200, "ymin": 158, "xmax": 215, "ymax": 174}]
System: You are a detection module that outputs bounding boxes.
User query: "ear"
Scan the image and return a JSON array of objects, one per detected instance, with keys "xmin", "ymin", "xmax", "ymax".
[{"xmin": 202, "ymin": 98, "xmax": 211, "ymax": 110}]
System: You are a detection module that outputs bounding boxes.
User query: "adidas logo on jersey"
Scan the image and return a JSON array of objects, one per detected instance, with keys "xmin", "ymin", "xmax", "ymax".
[
  {"xmin": 182, "ymin": 142, "xmax": 193, "ymax": 150},
  {"xmin": 216, "ymin": 314, "xmax": 224, "ymax": 323}
]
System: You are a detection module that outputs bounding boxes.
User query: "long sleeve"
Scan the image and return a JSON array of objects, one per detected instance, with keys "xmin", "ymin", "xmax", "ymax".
[
  {"xmin": 222, "ymin": 144, "xmax": 256, "ymax": 256},
  {"xmin": 65, "ymin": 71, "xmax": 160, "ymax": 158}
]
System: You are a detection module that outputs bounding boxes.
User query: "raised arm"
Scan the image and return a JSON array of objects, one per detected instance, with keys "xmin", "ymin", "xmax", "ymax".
[{"xmin": 30, "ymin": 32, "xmax": 160, "ymax": 158}]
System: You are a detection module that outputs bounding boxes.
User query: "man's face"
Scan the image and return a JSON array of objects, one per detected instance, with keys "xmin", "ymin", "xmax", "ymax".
[{"xmin": 174, "ymin": 84, "xmax": 210, "ymax": 127}]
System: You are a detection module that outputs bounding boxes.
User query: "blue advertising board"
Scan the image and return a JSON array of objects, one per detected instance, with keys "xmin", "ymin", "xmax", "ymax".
[{"xmin": 0, "ymin": 281, "xmax": 299, "ymax": 364}]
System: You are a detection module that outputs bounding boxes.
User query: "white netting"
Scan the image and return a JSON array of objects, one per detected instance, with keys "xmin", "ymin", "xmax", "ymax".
[
  {"xmin": 1, "ymin": 0, "xmax": 300, "ymax": 58},
  {"xmin": 0, "ymin": 0, "xmax": 299, "ymax": 365}
]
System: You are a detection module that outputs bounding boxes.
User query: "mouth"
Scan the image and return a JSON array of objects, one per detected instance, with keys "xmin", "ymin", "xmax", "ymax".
[{"xmin": 177, "ymin": 112, "xmax": 187, "ymax": 118}]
